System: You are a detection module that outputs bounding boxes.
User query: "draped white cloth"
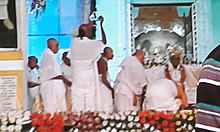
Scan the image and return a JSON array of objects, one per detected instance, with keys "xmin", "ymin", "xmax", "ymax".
[
  {"xmin": 145, "ymin": 79, "xmax": 181, "ymax": 111},
  {"xmin": 38, "ymin": 48, "xmax": 66, "ymax": 114},
  {"xmin": 145, "ymin": 66, "xmax": 165, "ymax": 83},
  {"xmin": 0, "ymin": 0, "xmax": 8, "ymax": 19},
  {"xmin": 27, "ymin": 67, "xmax": 39, "ymax": 112},
  {"xmin": 114, "ymin": 56, "xmax": 148, "ymax": 112},
  {"xmin": 68, "ymin": 37, "xmax": 104, "ymax": 112},
  {"xmin": 99, "ymin": 72, "xmax": 114, "ymax": 113}
]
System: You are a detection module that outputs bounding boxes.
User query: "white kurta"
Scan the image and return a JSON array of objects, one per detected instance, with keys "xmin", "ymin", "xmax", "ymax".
[
  {"xmin": 61, "ymin": 63, "xmax": 73, "ymax": 111},
  {"xmin": 145, "ymin": 79, "xmax": 181, "ymax": 111},
  {"xmin": 0, "ymin": 0, "xmax": 8, "ymax": 19},
  {"xmin": 114, "ymin": 56, "xmax": 148, "ymax": 112},
  {"xmin": 38, "ymin": 48, "xmax": 66, "ymax": 114},
  {"xmin": 99, "ymin": 72, "xmax": 113, "ymax": 113},
  {"xmin": 61, "ymin": 63, "xmax": 73, "ymax": 81},
  {"xmin": 27, "ymin": 67, "xmax": 39, "ymax": 112},
  {"xmin": 68, "ymin": 37, "xmax": 104, "ymax": 112},
  {"xmin": 167, "ymin": 62, "xmax": 197, "ymax": 90}
]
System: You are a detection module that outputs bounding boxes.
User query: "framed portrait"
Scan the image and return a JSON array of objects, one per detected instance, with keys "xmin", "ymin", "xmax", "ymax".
[{"xmin": 0, "ymin": 0, "xmax": 17, "ymax": 49}]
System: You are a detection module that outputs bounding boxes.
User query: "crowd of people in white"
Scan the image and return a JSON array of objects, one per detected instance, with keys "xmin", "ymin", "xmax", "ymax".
[{"xmin": 27, "ymin": 16, "xmax": 199, "ymax": 114}]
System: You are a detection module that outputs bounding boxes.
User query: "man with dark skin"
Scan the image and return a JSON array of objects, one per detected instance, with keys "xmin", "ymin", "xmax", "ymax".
[
  {"xmin": 165, "ymin": 55, "xmax": 186, "ymax": 83},
  {"xmin": 69, "ymin": 16, "xmax": 107, "ymax": 112},
  {"xmin": 78, "ymin": 16, "xmax": 106, "ymax": 44},
  {"xmin": 97, "ymin": 47, "xmax": 114, "ymax": 112},
  {"xmin": 165, "ymin": 52, "xmax": 189, "ymax": 109},
  {"xmin": 97, "ymin": 47, "xmax": 114, "ymax": 95},
  {"xmin": 27, "ymin": 56, "xmax": 39, "ymax": 88},
  {"xmin": 27, "ymin": 56, "xmax": 40, "ymax": 112}
]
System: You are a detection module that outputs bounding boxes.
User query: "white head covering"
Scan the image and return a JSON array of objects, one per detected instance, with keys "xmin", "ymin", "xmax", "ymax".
[{"xmin": 146, "ymin": 66, "xmax": 165, "ymax": 83}]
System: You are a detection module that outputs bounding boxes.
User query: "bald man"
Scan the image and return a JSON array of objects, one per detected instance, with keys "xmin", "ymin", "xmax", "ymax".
[
  {"xmin": 97, "ymin": 47, "xmax": 114, "ymax": 112},
  {"xmin": 68, "ymin": 16, "xmax": 106, "ymax": 112},
  {"xmin": 114, "ymin": 51, "xmax": 148, "ymax": 112},
  {"xmin": 39, "ymin": 38, "xmax": 71, "ymax": 114}
]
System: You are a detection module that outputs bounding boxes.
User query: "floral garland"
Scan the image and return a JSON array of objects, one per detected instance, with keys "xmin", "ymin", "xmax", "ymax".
[
  {"xmin": 0, "ymin": 111, "xmax": 31, "ymax": 131},
  {"xmin": 0, "ymin": 110, "xmax": 196, "ymax": 131},
  {"xmin": 65, "ymin": 111, "xmax": 102, "ymax": 131},
  {"xmin": 63, "ymin": 109, "xmax": 196, "ymax": 131},
  {"xmin": 30, "ymin": 0, "xmax": 47, "ymax": 17},
  {"xmin": 30, "ymin": 112, "xmax": 64, "ymax": 132},
  {"xmin": 138, "ymin": 110, "xmax": 196, "ymax": 132}
]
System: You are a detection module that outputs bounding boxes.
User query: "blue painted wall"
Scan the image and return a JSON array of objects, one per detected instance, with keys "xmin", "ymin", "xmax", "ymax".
[
  {"xmin": 96, "ymin": 0, "xmax": 130, "ymax": 80},
  {"xmin": 211, "ymin": 0, "xmax": 220, "ymax": 47},
  {"xmin": 130, "ymin": 0, "xmax": 195, "ymax": 4},
  {"xmin": 28, "ymin": 0, "xmax": 84, "ymax": 62}
]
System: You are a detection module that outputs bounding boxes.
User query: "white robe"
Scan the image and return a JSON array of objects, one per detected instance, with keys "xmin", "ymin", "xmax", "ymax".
[
  {"xmin": 27, "ymin": 67, "xmax": 39, "ymax": 112},
  {"xmin": 114, "ymin": 56, "xmax": 148, "ymax": 112},
  {"xmin": 0, "ymin": 0, "xmax": 8, "ymax": 19},
  {"xmin": 99, "ymin": 72, "xmax": 113, "ymax": 113},
  {"xmin": 68, "ymin": 37, "xmax": 104, "ymax": 112},
  {"xmin": 38, "ymin": 48, "xmax": 66, "ymax": 114},
  {"xmin": 144, "ymin": 79, "xmax": 181, "ymax": 111},
  {"xmin": 60, "ymin": 63, "xmax": 73, "ymax": 111}
]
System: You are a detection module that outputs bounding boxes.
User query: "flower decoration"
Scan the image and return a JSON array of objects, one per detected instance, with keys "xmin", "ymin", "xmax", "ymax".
[
  {"xmin": 138, "ymin": 111, "xmax": 176, "ymax": 131},
  {"xmin": 0, "ymin": 109, "xmax": 196, "ymax": 131},
  {"xmin": 100, "ymin": 111, "xmax": 142, "ymax": 131},
  {"xmin": 174, "ymin": 109, "xmax": 196, "ymax": 132},
  {"xmin": 0, "ymin": 111, "xmax": 31, "ymax": 132},
  {"xmin": 30, "ymin": 0, "xmax": 47, "ymax": 17},
  {"xmin": 65, "ymin": 111, "xmax": 102, "ymax": 131},
  {"xmin": 138, "ymin": 109, "xmax": 196, "ymax": 132},
  {"xmin": 30, "ymin": 112, "xmax": 64, "ymax": 132}
]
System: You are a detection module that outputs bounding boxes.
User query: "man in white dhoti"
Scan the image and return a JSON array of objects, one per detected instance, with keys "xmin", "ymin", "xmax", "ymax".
[
  {"xmin": 97, "ymin": 47, "xmax": 114, "ymax": 113},
  {"xmin": 61, "ymin": 51, "xmax": 72, "ymax": 111},
  {"xmin": 114, "ymin": 51, "xmax": 148, "ymax": 112},
  {"xmin": 39, "ymin": 38, "xmax": 71, "ymax": 114},
  {"xmin": 0, "ymin": 0, "xmax": 14, "ymax": 30},
  {"xmin": 27, "ymin": 56, "xmax": 40, "ymax": 113},
  {"xmin": 68, "ymin": 16, "xmax": 106, "ymax": 112}
]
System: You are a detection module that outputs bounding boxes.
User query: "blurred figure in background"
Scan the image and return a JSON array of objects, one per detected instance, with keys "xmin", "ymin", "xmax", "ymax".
[
  {"xmin": 61, "ymin": 51, "xmax": 72, "ymax": 111},
  {"xmin": 27, "ymin": 56, "xmax": 40, "ymax": 112}
]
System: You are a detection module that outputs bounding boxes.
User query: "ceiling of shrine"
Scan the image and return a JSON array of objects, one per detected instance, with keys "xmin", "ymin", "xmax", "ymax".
[{"xmin": 134, "ymin": 6, "xmax": 191, "ymax": 37}]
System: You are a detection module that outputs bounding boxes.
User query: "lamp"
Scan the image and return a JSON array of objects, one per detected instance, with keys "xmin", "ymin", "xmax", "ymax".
[{"xmin": 176, "ymin": 6, "xmax": 190, "ymax": 54}]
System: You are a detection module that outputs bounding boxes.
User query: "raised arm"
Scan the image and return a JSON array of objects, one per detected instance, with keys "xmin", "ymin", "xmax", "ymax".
[{"xmin": 99, "ymin": 16, "xmax": 107, "ymax": 44}]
